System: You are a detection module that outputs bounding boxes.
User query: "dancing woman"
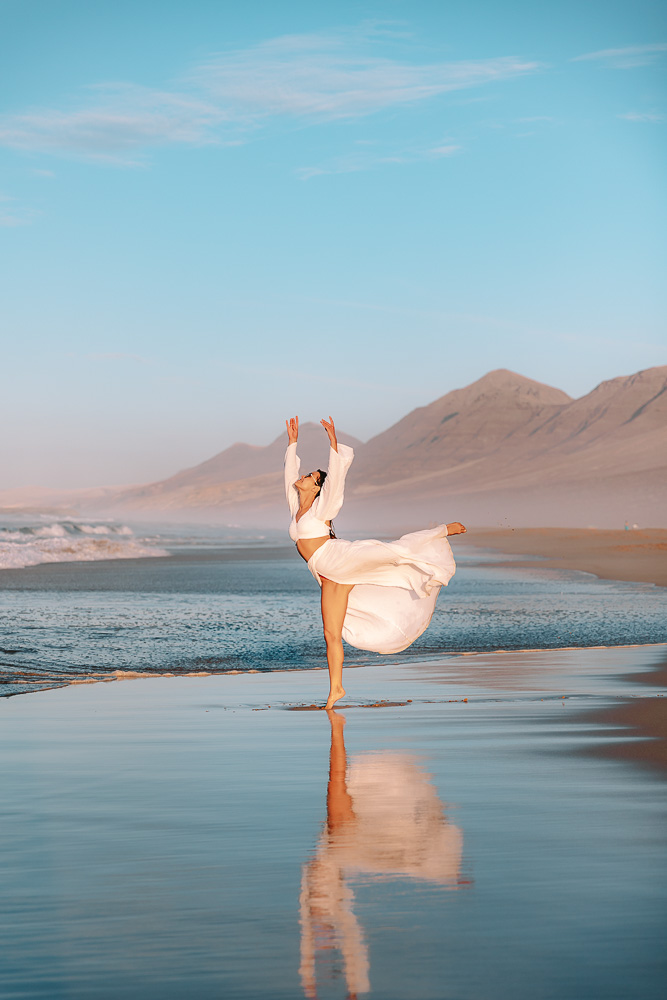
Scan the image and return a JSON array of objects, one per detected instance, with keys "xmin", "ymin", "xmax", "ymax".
[{"xmin": 285, "ymin": 416, "xmax": 466, "ymax": 709}]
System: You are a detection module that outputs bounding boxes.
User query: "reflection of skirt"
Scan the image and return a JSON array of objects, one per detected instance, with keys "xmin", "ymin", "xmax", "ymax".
[{"xmin": 307, "ymin": 525, "xmax": 456, "ymax": 654}]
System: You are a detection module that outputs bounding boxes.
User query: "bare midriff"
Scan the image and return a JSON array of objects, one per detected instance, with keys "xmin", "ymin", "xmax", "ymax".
[{"xmin": 296, "ymin": 536, "xmax": 331, "ymax": 563}]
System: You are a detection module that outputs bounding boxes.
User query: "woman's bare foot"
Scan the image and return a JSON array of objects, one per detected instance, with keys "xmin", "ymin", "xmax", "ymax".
[
  {"xmin": 446, "ymin": 522, "xmax": 466, "ymax": 536},
  {"xmin": 324, "ymin": 685, "xmax": 346, "ymax": 710}
]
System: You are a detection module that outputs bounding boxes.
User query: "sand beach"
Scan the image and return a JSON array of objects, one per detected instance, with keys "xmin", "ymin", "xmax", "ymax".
[{"xmin": 461, "ymin": 527, "xmax": 667, "ymax": 587}]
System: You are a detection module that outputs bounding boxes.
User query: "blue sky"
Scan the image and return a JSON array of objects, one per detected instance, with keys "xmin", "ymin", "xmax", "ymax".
[{"xmin": 2, "ymin": 0, "xmax": 665, "ymax": 488}]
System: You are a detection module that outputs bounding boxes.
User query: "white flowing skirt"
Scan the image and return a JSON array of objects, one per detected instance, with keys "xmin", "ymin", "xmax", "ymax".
[{"xmin": 307, "ymin": 524, "xmax": 456, "ymax": 655}]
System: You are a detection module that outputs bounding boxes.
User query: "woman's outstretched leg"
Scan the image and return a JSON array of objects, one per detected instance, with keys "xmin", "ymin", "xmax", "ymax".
[{"xmin": 320, "ymin": 578, "xmax": 354, "ymax": 710}]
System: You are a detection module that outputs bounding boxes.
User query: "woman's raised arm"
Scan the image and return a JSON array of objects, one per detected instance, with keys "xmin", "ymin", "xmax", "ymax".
[
  {"xmin": 284, "ymin": 416, "xmax": 301, "ymax": 517},
  {"xmin": 315, "ymin": 445, "xmax": 354, "ymax": 522},
  {"xmin": 320, "ymin": 416, "xmax": 337, "ymax": 453},
  {"xmin": 286, "ymin": 416, "xmax": 299, "ymax": 445}
]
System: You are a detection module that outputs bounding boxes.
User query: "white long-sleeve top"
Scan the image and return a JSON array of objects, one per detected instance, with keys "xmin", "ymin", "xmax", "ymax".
[{"xmin": 285, "ymin": 441, "xmax": 354, "ymax": 541}]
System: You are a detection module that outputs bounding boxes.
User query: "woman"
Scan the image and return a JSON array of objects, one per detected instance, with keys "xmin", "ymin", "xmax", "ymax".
[{"xmin": 285, "ymin": 415, "xmax": 466, "ymax": 709}]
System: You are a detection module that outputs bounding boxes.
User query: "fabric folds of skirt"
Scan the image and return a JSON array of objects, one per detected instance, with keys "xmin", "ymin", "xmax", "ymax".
[{"xmin": 307, "ymin": 524, "xmax": 456, "ymax": 655}]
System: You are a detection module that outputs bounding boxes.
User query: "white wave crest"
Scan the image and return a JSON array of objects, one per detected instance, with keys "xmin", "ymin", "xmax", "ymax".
[{"xmin": 0, "ymin": 520, "xmax": 168, "ymax": 570}]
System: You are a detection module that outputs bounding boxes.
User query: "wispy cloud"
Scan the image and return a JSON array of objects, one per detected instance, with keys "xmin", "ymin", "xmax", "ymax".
[
  {"xmin": 0, "ymin": 193, "xmax": 36, "ymax": 227},
  {"xmin": 617, "ymin": 110, "xmax": 665, "ymax": 122},
  {"xmin": 193, "ymin": 30, "xmax": 537, "ymax": 120},
  {"xmin": 0, "ymin": 85, "xmax": 225, "ymax": 164},
  {"xmin": 571, "ymin": 43, "xmax": 667, "ymax": 68},
  {"xmin": 0, "ymin": 211, "xmax": 31, "ymax": 227},
  {"xmin": 296, "ymin": 139, "xmax": 461, "ymax": 179},
  {"xmin": 429, "ymin": 143, "xmax": 460, "ymax": 157},
  {"xmin": 0, "ymin": 27, "xmax": 539, "ymax": 162},
  {"xmin": 85, "ymin": 352, "xmax": 152, "ymax": 364}
]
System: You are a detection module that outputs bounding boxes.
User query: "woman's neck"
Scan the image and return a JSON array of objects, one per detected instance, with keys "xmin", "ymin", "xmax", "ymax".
[{"xmin": 297, "ymin": 490, "xmax": 319, "ymax": 516}]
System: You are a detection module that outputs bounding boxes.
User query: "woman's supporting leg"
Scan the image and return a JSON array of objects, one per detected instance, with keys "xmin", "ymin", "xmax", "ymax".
[{"xmin": 320, "ymin": 577, "xmax": 354, "ymax": 710}]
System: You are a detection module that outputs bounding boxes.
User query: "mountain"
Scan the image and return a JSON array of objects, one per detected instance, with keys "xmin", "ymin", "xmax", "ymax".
[
  {"xmin": 349, "ymin": 366, "xmax": 667, "ymax": 492},
  {"xmin": 350, "ymin": 369, "xmax": 572, "ymax": 488},
  {"xmin": 148, "ymin": 421, "xmax": 362, "ymax": 489},
  {"xmin": 512, "ymin": 366, "xmax": 667, "ymax": 478},
  {"xmin": 81, "ymin": 366, "xmax": 667, "ymax": 527},
  {"xmin": 341, "ymin": 366, "xmax": 667, "ymax": 527},
  {"xmin": 101, "ymin": 422, "xmax": 362, "ymax": 514}
]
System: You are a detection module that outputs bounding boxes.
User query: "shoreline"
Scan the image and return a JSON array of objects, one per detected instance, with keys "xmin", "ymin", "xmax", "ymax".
[
  {"xmin": 6, "ymin": 643, "xmax": 666, "ymax": 776},
  {"xmin": 3, "ymin": 526, "xmax": 666, "ymax": 589},
  {"xmin": 5, "ymin": 640, "xmax": 666, "ymax": 701},
  {"xmin": 460, "ymin": 527, "xmax": 667, "ymax": 588}
]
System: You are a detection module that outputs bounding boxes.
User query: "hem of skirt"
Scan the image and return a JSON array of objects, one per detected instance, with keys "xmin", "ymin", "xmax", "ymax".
[{"xmin": 344, "ymin": 609, "xmax": 434, "ymax": 655}]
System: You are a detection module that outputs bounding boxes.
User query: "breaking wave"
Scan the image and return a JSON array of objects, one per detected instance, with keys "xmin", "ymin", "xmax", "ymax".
[{"xmin": 0, "ymin": 519, "xmax": 169, "ymax": 570}]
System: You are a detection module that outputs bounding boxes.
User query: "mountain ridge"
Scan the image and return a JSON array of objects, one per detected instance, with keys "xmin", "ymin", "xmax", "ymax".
[
  {"xmin": 99, "ymin": 365, "xmax": 667, "ymax": 526},
  {"xmin": 354, "ymin": 368, "xmax": 573, "ymax": 483},
  {"xmin": 6, "ymin": 366, "xmax": 664, "ymax": 528}
]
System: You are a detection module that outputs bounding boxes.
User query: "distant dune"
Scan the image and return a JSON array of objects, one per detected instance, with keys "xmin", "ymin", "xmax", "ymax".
[{"xmin": 5, "ymin": 366, "xmax": 666, "ymax": 529}]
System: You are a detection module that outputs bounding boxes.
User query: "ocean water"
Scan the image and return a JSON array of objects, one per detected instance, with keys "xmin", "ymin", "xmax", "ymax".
[
  {"xmin": 0, "ymin": 515, "xmax": 169, "ymax": 568},
  {"xmin": 1, "ymin": 517, "xmax": 666, "ymax": 697}
]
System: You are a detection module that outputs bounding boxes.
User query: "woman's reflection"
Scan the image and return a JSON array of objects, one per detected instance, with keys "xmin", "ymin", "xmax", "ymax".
[{"xmin": 299, "ymin": 710, "xmax": 465, "ymax": 998}]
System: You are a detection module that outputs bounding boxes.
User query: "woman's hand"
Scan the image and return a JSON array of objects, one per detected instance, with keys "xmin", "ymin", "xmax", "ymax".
[
  {"xmin": 321, "ymin": 416, "xmax": 338, "ymax": 452},
  {"xmin": 446, "ymin": 522, "xmax": 467, "ymax": 536},
  {"xmin": 286, "ymin": 416, "xmax": 299, "ymax": 444}
]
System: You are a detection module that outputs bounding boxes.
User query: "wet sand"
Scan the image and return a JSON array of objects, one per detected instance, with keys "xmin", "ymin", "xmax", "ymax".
[
  {"xmin": 581, "ymin": 657, "xmax": 667, "ymax": 772},
  {"xmin": 1, "ymin": 645, "xmax": 665, "ymax": 999},
  {"xmin": 461, "ymin": 527, "xmax": 667, "ymax": 587}
]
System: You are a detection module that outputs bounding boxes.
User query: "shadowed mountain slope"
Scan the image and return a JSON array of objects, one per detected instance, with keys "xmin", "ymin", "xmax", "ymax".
[{"xmin": 351, "ymin": 369, "xmax": 572, "ymax": 486}]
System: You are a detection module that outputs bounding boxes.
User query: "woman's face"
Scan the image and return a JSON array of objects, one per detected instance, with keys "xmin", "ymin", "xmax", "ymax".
[{"xmin": 295, "ymin": 470, "xmax": 321, "ymax": 494}]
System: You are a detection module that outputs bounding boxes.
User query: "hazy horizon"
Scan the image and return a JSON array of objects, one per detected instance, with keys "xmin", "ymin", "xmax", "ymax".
[{"xmin": 1, "ymin": 363, "xmax": 662, "ymax": 493}]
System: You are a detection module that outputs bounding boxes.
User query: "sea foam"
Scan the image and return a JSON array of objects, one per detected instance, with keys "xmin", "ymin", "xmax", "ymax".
[{"xmin": 0, "ymin": 519, "xmax": 168, "ymax": 570}]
